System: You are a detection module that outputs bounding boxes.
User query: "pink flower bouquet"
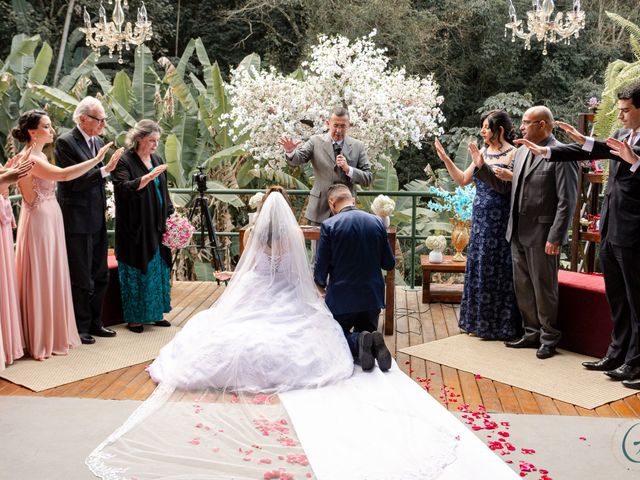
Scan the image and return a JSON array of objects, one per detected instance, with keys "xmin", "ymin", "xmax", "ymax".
[{"xmin": 162, "ymin": 214, "xmax": 195, "ymax": 249}]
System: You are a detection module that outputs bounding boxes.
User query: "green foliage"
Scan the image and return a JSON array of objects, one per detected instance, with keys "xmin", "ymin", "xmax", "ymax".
[{"xmin": 593, "ymin": 12, "xmax": 640, "ymax": 138}]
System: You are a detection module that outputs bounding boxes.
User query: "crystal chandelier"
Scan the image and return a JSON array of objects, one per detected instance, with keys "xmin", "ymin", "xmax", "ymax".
[
  {"xmin": 80, "ymin": 0, "xmax": 153, "ymax": 63},
  {"xmin": 505, "ymin": 0, "xmax": 586, "ymax": 55}
]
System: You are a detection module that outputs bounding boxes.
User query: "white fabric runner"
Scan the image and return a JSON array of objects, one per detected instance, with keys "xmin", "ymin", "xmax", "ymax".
[{"xmin": 281, "ymin": 362, "xmax": 518, "ymax": 480}]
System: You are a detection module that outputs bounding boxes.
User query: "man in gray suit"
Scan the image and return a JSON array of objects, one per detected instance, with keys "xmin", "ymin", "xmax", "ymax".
[
  {"xmin": 474, "ymin": 106, "xmax": 578, "ymax": 359},
  {"xmin": 279, "ymin": 107, "xmax": 373, "ymax": 224}
]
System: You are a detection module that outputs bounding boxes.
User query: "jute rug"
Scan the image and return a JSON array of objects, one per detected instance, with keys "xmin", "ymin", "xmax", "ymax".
[
  {"xmin": 0, "ymin": 323, "xmax": 179, "ymax": 392},
  {"xmin": 399, "ymin": 334, "xmax": 637, "ymax": 410}
]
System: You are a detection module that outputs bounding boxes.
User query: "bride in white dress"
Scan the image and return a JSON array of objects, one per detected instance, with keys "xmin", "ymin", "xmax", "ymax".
[
  {"xmin": 87, "ymin": 187, "xmax": 465, "ymax": 480},
  {"xmin": 148, "ymin": 186, "xmax": 354, "ymax": 392}
]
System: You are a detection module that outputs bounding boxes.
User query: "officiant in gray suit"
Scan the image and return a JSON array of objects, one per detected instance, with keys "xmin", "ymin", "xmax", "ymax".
[
  {"xmin": 279, "ymin": 107, "xmax": 373, "ymax": 225},
  {"xmin": 473, "ymin": 106, "xmax": 578, "ymax": 360}
]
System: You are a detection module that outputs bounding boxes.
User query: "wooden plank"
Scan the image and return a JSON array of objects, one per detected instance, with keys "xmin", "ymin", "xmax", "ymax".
[
  {"xmin": 574, "ymin": 406, "xmax": 599, "ymax": 417},
  {"xmin": 458, "ymin": 371, "xmax": 484, "ymax": 412},
  {"xmin": 551, "ymin": 400, "xmax": 579, "ymax": 416},
  {"xmin": 441, "ymin": 303, "xmax": 461, "ymax": 339},
  {"xmin": 594, "ymin": 404, "xmax": 618, "ymax": 417},
  {"xmin": 609, "ymin": 399, "xmax": 638, "ymax": 418},
  {"xmin": 532, "ymin": 393, "xmax": 561, "ymax": 415},
  {"xmin": 493, "ymin": 381, "xmax": 523, "ymax": 414},
  {"xmin": 512, "ymin": 387, "xmax": 542, "ymax": 414},
  {"xmin": 622, "ymin": 394, "xmax": 640, "ymax": 417},
  {"xmin": 97, "ymin": 363, "xmax": 149, "ymax": 400},
  {"xmin": 475, "ymin": 377, "xmax": 504, "ymax": 413}
]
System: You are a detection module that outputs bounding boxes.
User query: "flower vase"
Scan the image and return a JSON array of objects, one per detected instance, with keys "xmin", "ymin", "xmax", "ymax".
[
  {"xmin": 450, "ymin": 218, "xmax": 470, "ymax": 262},
  {"xmin": 428, "ymin": 251, "xmax": 443, "ymax": 263}
]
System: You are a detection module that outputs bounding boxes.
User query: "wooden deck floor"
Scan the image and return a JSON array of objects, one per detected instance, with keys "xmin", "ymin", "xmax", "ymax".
[{"xmin": 2, "ymin": 282, "xmax": 640, "ymax": 418}]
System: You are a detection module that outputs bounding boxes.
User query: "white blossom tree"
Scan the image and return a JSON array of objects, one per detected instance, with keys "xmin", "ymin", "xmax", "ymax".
[{"xmin": 223, "ymin": 31, "xmax": 446, "ymax": 173}]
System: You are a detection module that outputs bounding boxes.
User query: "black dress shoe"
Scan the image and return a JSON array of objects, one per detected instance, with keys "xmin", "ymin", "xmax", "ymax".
[
  {"xmin": 536, "ymin": 344, "xmax": 556, "ymax": 359},
  {"xmin": 90, "ymin": 326, "xmax": 117, "ymax": 337},
  {"xmin": 582, "ymin": 356, "xmax": 622, "ymax": 371},
  {"xmin": 79, "ymin": 333, "xmax": 95, "ymax": 345},
  {"xmin": 504, "ymin": 337, "xmax": 539, "ymax": 349},
  {"xmin": 622, "ymin": 378, "xmax": 640, "ymax": 390},
  {"xmin": 605, "ymin": 364, "xmax": 640, "ymax": 381},
  {"xmin": 153, "ymin": 320, "xmax": 171, "ymax": 327},
  {"xmin": 371, "ymin": 331, "xmax": 392, "ymax": 372},
  {"xmin": 358, "ymin": 332, "xmax": 375, "ymax": 372},
  {"xmin": 127, "ymin": 324, "xmax": 144, "ymax": 333}
]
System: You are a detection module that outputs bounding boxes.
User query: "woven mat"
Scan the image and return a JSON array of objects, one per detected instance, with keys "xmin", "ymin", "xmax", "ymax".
[
  {"xmin": 0, "ymin": 323, "xmax": 178, "ymax": 392},
  {"xmin": 399, "ymin": 335, "xmax": 637, "ymax": 410}
]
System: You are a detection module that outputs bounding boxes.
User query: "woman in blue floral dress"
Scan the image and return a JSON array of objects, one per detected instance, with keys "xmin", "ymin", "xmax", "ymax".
[
  {"xmin": 112, "ymin": 120, "xmax": 173, "ymax": 333},
  {"xmin": 434, "ymin": 110, "xmax": 521, "ymax": 340}
]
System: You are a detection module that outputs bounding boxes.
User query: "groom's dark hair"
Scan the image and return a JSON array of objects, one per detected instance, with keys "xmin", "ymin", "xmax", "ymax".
[{"xmin": 327, "ymin": 183, "xmax": 353, "ymax": 204}]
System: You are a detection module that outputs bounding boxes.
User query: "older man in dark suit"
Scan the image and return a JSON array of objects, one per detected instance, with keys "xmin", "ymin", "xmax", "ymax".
[
  {"xmin": 517, "ymin": 82, "xmax": 640, "ymax": 388},
  {"xmin": 474, "ymin": 106, "xmax": 579, "ymax": 360},
  {"xmin": 55, "ymin": 96, "xmax": 118, "ymax": 345},
  {"xmin": 314, "ymin": 184, "xmax": 395, "ymax": 372},
  {"xmin": 279, "ymin": 107, "xmax": 373, "ymax": 225}
]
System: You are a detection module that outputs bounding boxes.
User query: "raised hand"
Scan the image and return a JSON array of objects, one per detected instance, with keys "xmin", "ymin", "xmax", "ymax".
[
  {"xmin": 555, "ymin": 121, "xmax": 586, "ymax": 145},
  {"xmin": 434, "ymin": 138, "xmax": 452, "ymax": 163},
  {"xmin": 95, "ymin": 142, "xmax": 115, "ymax": 162},
  {"xmin": 104, "ymin": 147, "xmax": 125, "ymax": 173},
  {"xmin": 514, "ymin": 138, "xmax": 548, "ymax": 156},
  {"xmin": 607, "ymin": 137, "xmax": 640, "ymax": 165},
  {"xmin": 147, "ymin": 164, "xmax": 168, "ymax": 181},
  {"xmin": 5, "ymin": 146, "xmax": 33, "ymax": 169},
  {"xmin": 468, "ymin": 143, "xmax": 484, "ymax": 168},
  {"xmin": 278, "ymin": 136, "xmax": 301, "ymax": 154}
]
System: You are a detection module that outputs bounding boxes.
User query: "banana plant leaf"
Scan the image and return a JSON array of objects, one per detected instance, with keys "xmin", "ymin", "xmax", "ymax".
[
  {"xmin": 132, "ymin": 45, "xmax": 156, "ymax": 119},
  {"xmin": 28, "ymin": 42, "xmax": 52, "ymax": 84}
]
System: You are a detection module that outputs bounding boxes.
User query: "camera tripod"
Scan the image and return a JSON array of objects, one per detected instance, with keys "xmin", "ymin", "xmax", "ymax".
[{"xmin": 182, "ymin": 181, "xmax": 227, "ymax": 285}]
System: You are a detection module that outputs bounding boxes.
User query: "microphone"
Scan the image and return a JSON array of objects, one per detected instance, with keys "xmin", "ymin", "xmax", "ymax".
[{"xmin": 333, "ymin": 144, "xmax": 342, "ymax": 172}]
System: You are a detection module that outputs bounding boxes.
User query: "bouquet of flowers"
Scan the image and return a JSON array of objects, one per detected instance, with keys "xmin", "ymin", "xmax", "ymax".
[
  {"xmin": 425, "ymin": 235, "xmax": 446, "ymax": 252},
  {"xmin": 162, "ymin": 213, "xmax": 195, "ymax": 249},
  {"xmin": 248, "ymin": 192, "xmax": 265, "ymax": 210},
  {"xmin": 371, "ymin": 194, "xmax": 395, "ymax": 217},
  {"xmin": 427, "ymin": 185, "xmax": 475, "ymax": 222}
]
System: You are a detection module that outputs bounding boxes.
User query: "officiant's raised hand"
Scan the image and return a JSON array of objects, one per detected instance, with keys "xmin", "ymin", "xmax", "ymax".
[{"xmin": 279, "ymin": 137, "xmax": 301, "ymax": 154}]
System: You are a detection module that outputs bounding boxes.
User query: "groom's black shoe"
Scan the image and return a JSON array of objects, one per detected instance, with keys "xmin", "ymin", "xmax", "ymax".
[
  {"xmin": 358, "ymin": 332, "xmax": 375, "ymax": 372},
  {"xmin": 371, "ymin": 331, "xmax": 392, "ymax": 372},
  {"xmin": 605, "ymin": 364, "xmax": 640, "ymax": 381},
  {"xmin": 90, "ymin": 326, "xmax": 116, "ymax": 337}
]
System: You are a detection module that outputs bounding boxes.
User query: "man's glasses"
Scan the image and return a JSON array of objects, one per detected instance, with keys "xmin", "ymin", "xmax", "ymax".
[
  {"xmin": 85, "ymin": 114, "xmax": 107, "ymax": 124},
  {"xmin": 521, "ymin": 119, "xmax": 543, "ymax": 126}
]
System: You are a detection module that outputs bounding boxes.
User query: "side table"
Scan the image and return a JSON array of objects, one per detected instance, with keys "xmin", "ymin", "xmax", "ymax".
[{"xmin": 420, "ymin": 255, "xmax": 466, "ymax": 303}]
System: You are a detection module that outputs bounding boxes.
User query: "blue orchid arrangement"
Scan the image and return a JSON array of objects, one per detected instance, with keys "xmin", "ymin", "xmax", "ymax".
[{"xmin": 427, "ymin": 185, "xmax": 475, "ymax": 222}]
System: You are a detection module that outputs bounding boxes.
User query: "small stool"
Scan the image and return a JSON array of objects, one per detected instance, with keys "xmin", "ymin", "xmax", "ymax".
[
  {"xmin": 101, "ymin": 255, "xmax": 123, "ymax": 327},
  {"xmin": 421, "ymin": 255, "xmax": 466, "ymax": 303}
]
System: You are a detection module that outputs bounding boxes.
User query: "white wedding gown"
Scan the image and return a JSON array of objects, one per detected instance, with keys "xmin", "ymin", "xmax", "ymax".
[
  {"xmin": 148, "ymin": 249, "xmax": 354, "ymax": 392},
  {"xmin": 86, "ymin": 192, "xmax": 463, "ymax": 480}
]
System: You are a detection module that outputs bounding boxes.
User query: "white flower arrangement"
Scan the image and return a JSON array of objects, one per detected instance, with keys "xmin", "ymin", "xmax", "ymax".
[
  {"xmin": 425, "ymin": 235, "xmax": 447, "ymax": 252},
  {"xmin": 105, "ymin": 181, "xmax": 115, "ymax": 220},
  {"xmin": 425, "ymin": 235, "xmax": 447, "ymax": 264},
  {"xmin": 371, "ymin": 194, "xmax": 395, "ymax": 217},
  {"xmin": 222, "ymin": 30, "xmax": 445, "ymax": 172},
  {"xmin": 248, "ymin": 192, "xmax": 265, "ymax": 210}
]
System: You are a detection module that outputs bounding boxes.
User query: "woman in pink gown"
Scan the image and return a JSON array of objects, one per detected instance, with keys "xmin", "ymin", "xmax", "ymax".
[
  {"xmin": 12, "ymin": 110, "xmax": 123, "ymax": 360},
  {"xmin": 0, "ymin": 152, "xmax": 34, "ymax": 369}
]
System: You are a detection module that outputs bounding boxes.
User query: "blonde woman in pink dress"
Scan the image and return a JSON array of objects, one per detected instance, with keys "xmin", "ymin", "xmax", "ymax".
[
  {"xmin": 0, "ymin": 152, "xmax": 34, "ymax": 369},
  {"xmin": 12, "ymin": 110, "xmax": 123, "ymax": 360}
]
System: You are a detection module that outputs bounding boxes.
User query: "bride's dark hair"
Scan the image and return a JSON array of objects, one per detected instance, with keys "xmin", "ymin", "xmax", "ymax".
[{"xmin": 264, "ymin": 185, "xmax": 291, "ymax": 206}]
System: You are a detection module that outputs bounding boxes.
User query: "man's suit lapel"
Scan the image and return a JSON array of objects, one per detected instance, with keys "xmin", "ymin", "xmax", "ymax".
[
  {"xmin": 71, "ymin": 127, "xmax": 94, "ymax": 161},
  {"xmin": 322, "ymin": 133, "xmax": 335, "ymax": 161},
  {"xmin": 512, "ymin": 147, "xmax": 528, "ymax": 190},
  {"xmin": 341, "ymin": 137, "xmax": 353, "ymax": 162}
]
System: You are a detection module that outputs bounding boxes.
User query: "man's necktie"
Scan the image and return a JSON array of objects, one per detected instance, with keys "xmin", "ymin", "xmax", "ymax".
[{"xmin": 89, "ymin": 137, "xmax": 97, "ymax": 156}]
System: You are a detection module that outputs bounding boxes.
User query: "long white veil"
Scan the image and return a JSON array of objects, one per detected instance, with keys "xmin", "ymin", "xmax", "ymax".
[{"xmin": 86, "ymin": 190, "xmax": 355, "ymax": 479}]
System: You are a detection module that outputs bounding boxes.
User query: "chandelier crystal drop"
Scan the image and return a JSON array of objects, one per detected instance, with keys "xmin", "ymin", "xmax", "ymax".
[
  {"xmin": 505, "ymin": 0, "xmax": 586, "ymax": 55},
  {"xmin": 80, "ymin": 0, "xmax": 153, "ymax": 63}
]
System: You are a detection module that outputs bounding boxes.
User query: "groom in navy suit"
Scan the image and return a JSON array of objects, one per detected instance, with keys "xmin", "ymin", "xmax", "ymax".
[{"xmin": 314, "ymin": 184, "xmax": 396, "ymax": 371}]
